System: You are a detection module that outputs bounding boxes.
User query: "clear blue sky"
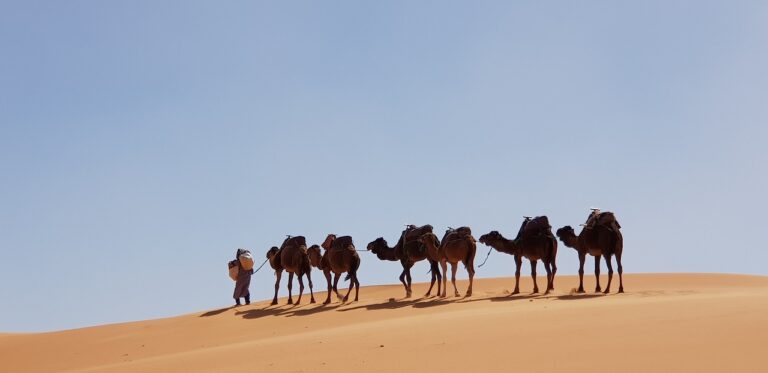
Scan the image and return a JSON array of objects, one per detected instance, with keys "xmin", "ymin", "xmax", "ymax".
[{"xmin": 1, "ymin": 1, "xmax": 766, "ymax": 332}]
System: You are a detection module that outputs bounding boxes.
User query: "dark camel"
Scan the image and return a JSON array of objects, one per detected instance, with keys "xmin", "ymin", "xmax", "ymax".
[
  {"xmin": 556, "ymin": 211, "xmax": 624, "ymax": 293},
  {"xmin": 307, "ymin": 234, "xmax": 361, "ymax": 304},
  {"xmin": 366, "ymin": 225, "xmax": 442, "ymax": 298},
  {"xmin": 418, "ymin": 227, "xmax": 476, "ymax": 297},
  {"xmin": 269, "ymin": 236, "xmax": 315, "ymax": 305},
  {"xmin": 479, "ymin": 219, "xmax": 558, "ymax": 294}
]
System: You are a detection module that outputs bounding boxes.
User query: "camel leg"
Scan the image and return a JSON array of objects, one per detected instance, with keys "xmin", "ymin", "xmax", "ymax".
[
  {"xmin": 404, "ymin": 263, "xmax": 413, "ymax": 298},
  {"xmin": 353, "ymin": 272, "xmax": 360, "ymax": 301},
  {"xmin": 425, "ymin": 260, "xmax": 437, "ymax": 297},
  {"xmin": 450, "ymin": 262, "xmax": 460, "ymax": 297},
  {"xmin": 343, "ymin": 272, "xmax": 354, "ymax": 302},
  {"xmin": 543, "ymin": 261, "xmax": 552, "ymax": 295},
  {"xmin": 465, "ymin": 260, "xmax": 475, "ymax": 297},
  {"xmin": 603, "ymin": 254, "xmax": 614, "ymax": 294},
  {"xmin": 530, "ymin": 259, "xmax": 539, "ymax": 294},
  {"xmin": 307, "ymin": 271, "xmax": 315, "ymax": 304},
  {"xmin": 549, "ymin": 258, "xmax": 557, "ymax": 291},
  {"xmin": 295, "ymin": 273, "xmax": 305, "ymax": 305},
  {"xmin": 577, "ymin": 253, "xmax": 585, "ymax": 293},
  {"xmin": 616, "ymin": 252, "xmax": 624, "ymax": 293},
  {"xmin": 435, "ymin": 260, "xmax": 442, "ymax": 297},
  {"xmin": 512, "ymin": 255, "xmax": 522, "ymax": 295},
  {"xmin": 287, "ymin": 272, "xmax": 294, "ymax": 305},
  {"xmin": 440, "ymin": 260, "xmax": 448, "ymax": 298},
  {"xmin": 333, "ymin": 273, "xmax": 342, "ymax": 300},
  {"xmin": 399, "ymin": 269, "xmax": 409, "ymax": 298},
  {"xmin": 594, "ymin": 255, "xmax": 602, "ymax": 293},
  {"xmin": 271, "ymin": 270, "xmax": 282, "ymax": 305},
  {"xmin": 323, "ymin": 270, "xmax": 333, "ymax": 304}
]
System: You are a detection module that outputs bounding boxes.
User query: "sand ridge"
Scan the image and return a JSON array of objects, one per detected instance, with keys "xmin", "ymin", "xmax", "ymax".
[{"xmin": 1, "ymin": 273, "xmax": 767, "ymax": 372}]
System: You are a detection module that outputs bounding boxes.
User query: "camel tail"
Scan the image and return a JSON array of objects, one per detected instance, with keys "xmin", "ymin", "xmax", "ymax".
[{"xmin": 345, "ymin": 253, "xmax": 362, "ymax": 281}]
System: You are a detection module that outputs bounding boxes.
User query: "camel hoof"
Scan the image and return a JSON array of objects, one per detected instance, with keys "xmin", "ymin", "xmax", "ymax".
[
  {"xmin": 511, "ymin": 290, "xmax": 520, "ymax": 295},
  {"xmin": 323, "ymin": 299, "xmax": 331, "ymax": 305},
  {"xmin": 465, "ymin": 292, "xmax": 472, "ymax": 297},
  {"xmin": 342, "ymin": 296, "xmax": 349, "ymax": 302},
  {"xmin": 603, "ymin": 289, "xmax": 610, "ymax": 294},
  {"xmin": 594, "ymin": 288, "xmax": 601, "ymax": 293},
  {"xmin": 619, "ymin": 288, "xmax": 624, "ymax": 293},
  {"xmin": 271, "ymin": 300, "xmax": 278, "ymax": 306},
  {"xmin": 310, "ymin": 299, "xmax": 316, "ymax": 304}
]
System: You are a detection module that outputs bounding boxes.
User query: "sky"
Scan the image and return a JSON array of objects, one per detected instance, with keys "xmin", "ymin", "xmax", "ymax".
[{"xmin": 1, "ymin": 1, "xmax": 767, "ymax": 332}]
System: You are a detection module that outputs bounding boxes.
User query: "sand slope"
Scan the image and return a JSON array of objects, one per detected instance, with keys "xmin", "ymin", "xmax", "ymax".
[{"xmin": 2, "ymin": 273, "xmax": 767, "ymax": 372}]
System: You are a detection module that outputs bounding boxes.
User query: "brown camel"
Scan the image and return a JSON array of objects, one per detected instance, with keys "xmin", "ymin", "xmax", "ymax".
[
  {"xmin": 270, "ymin": 236, "xmax": 315, "ymax": 305},
  {"xmin": 478, "ymin": 217, "xmax": 558, "ymax": 294},
  {"xmin": 366, "ymin": 224, "xmax": 442, "ymax": 298},
  {"xmin": 555, "ymin": 210, "xmax": 624, "ymax": 293},
  {"xmin": 418, "ymin": 227, "xmax": 476, "ymax": 297},
  {"xmin": 307, "ymin": 234, "xmax": 361, "ymax": 304}
]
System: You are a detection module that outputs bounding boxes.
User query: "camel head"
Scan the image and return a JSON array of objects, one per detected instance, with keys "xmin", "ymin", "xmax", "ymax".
[
  {"xmin": 479, "ymin": 231, "xmax": 504, "ymax": 247},
  {"xmin": 555, "ymin": 226, "xmax": 579, "ymax": 249},
  {"xmin": 307, "ymin": 244, "xmax": 322, "ymax": 267},
  {"xmin": 555, "ymin": 226, "xmax": 576, "ymax": 239},
  {"xmin": 366, "ymin": 237, "xmax": 387, "ymax": 253},
  {"xmin": 265, "ymin": 246, "xmax": 279, "ymax": 260},
  {"xmin": 321, "ymin": 234, "xmax": 336, "ymax": 250}
]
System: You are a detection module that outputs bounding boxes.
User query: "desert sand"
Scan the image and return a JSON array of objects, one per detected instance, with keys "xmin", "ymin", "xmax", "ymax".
[{"xmin": 2, "ymin": 273, "xmax": 767, "ymax": 372}]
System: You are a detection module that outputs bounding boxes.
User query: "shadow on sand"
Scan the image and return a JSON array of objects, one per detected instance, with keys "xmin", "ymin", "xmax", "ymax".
[
  {"xmin": 199, "ymin": 307, "xmax": 235, "ymax": 317},
  {"xmin": 207, "ymin": 287, "xmax": 620, "ymax": 320},
  {"xmin": 555, "ymin": 293, "xmax": 606, "ymax": 300}
]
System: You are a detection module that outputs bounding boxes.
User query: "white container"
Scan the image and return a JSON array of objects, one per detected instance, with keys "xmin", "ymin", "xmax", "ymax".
[{"xmin": 239, "ymin": 252, "xmax": 255, "ymax": 271}]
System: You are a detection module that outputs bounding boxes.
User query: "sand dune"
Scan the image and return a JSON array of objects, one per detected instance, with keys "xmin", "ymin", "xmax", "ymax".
[{"xmin": 2, "ymin": 273, "xmax": 767, "ymax": 372}]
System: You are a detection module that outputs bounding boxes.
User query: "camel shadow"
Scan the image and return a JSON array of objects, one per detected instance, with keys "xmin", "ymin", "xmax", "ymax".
[
  {"xmin": 235, "ymin": 302, "xmax": 347, "ymax": 319},
  {"xmin": 338, "ymin": 298, "xmax": 421, "ymax": 312},
  {"xmin": 411, "ymin": 298, "xmax": 455, "ymax": 308},
  {"xmin": 555, "ymin": 294, "xmax": 606, "ymax": 300},
  {"xmin": 236, "ymin": 306, "xmax": 286, "ymax": 319},
  {"xmin": 488, "ymin": 294, "xmax": 542, "ymax": 302},
  {"xmin": 284, "ymin": 304, "xmax": 342, "ymax": 317},
  {"xmin": 199, "ymin": 307, "xmax": 235, "ymax": 317}
]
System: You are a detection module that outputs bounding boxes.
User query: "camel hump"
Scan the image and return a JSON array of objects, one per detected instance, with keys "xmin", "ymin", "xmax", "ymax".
[
  {"xmin": 520, "ymin": 216, "xmax": 553, "ymax": 238},
  {"xmin": 402, "ymin": 224, "xmax": 433, "ymax": 242},
  {"xmin": 281, "ymin": 235, "xmax": 307, "ymax": 250},
  {"xmin": 598, "ymin": 212, "xmax": 621, "ymax": 229},
  {"xmin": 331, "ymin": 235, "xmax": 354, "ymax": 250},
  {"xmin": 444, "ymin": 226, "xmax": 474, "ymax": 243},
  {"xmin": 586, "ymin": 211, "xmax": 621, "ymax": 231}
]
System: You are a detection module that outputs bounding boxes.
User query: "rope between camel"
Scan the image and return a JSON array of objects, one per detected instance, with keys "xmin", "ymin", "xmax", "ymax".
[
  {"xmin": 252, "ymin": 258, "xmax": 269, "ymax": 273},
  {"xmin": 477, "ymin": 246, "xmax": 493, "ymax": 268}
]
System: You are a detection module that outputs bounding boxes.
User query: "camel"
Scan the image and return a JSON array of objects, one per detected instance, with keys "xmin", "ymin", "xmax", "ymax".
[
  {"xmin": 269, "ymin": 236, "xmax": 315, "ymax": 305},
  {"xmin": 556, "ymin": 211, "xmax": 624, "ymax": 293},
  {"xmin": 479, "ymin": 217, "xmax": 558, "ymax": 294},
  {"xmin": 307, "ymin": 234, "xmax": 361, "ymax": 304},
  {"xmin": 366, "ymin": 224, "xmax": 442, "ymax": 298},
  {"xmin": 418, "ymin": 227, "xmax": 476, "ymax": 297}
]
